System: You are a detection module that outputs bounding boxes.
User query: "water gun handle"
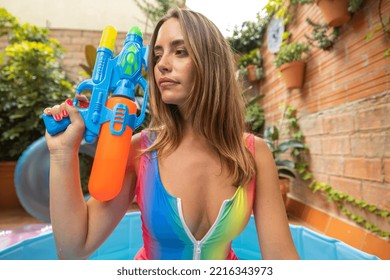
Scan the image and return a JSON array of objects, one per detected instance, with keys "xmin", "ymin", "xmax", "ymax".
[
  {"xmin": 42, "ymin": 113, "xmax": 71, "ymax": 136},
  {"xmin": 42, "ymin": 97, "xmax": 83, "ymax": 135}
]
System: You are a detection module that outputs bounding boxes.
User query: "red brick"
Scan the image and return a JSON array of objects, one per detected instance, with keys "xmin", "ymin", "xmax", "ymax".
[
  {"xmin": 347, "ymin": 28, "xmax": 388, "ymax": 60},
  {"xmin": 362, "ymin": 181, "xmax": 390, "ymax": 210},
  {"xmin": 351, "ymin": 132, "xmax": 390, "ymax": 158},
  {"xmin": 317, "ymin": 87, "xmax": 348, "ymax": 112},
  {"xmin": 329, "ymin": 176, "xmax": 362, "ymax": 199},
  {"xmin": 322, "ymin": 135, "xmax": 351, "ymax": 155},
  {"xmin": 300, "ymin": 115, "xmax": 324, "ymax": 136},
  {"xmin": 304, "ymin": 136, "xmax": 322, "ymax": 155},
  {"xmin": 357, "ymin": 103, "xmax": 390, "ymax": 130},
  {"xmin": 385, "ymin": 159, "xmax": 390, "ymax": 184},
  {"xmin": 344, "ymin": 157, "xmax": 382, "ymax": 182},
  {"xmin": 333, "ymin": 56, "xmax": 369, "ymax": 85},
  {"xmin": 309, "ymin": 155, "xmax": 327, "ymax": 174},
  {"xmin": 324, "ymin": 156, "xmax": 344, "ymax": 176},
  {"xmin": 62, "ymin": 43, "xmax": 83, "ymax": 52},
  {"xmin": 323, "ymin": 112, "xmax": 355, "ymax": 134},
  {"xmin": 346, "ymin": 70, "xmax": 388, "ymax": 103}
]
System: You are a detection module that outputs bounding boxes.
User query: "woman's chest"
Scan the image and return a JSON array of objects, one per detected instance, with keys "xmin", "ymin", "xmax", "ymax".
[{"xmin": 138, "ymin": 153, "xmax": 254, "ymax": 242}]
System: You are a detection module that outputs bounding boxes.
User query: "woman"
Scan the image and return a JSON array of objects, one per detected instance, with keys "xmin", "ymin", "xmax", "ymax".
[{"xmin": 44, "ymin": 8, "xmax": 299, "ymax": 260}]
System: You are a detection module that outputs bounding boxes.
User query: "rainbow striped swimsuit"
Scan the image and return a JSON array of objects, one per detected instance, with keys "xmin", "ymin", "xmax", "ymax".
[{"xmin": 134, "ymin": 131, "xmax": 255, "ymax": 260}]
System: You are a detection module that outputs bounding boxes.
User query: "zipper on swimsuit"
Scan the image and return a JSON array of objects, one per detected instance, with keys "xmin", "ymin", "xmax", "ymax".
[
  {"xmin": 194, "ymin": 241, "xmax": 202, "ymax": 260},
  {"xmin": 177, "ymin": 199, "xmax": 229, "ymax": 260}
]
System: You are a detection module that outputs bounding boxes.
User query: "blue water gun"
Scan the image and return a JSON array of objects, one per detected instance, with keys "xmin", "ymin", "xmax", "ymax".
[{"xmin": 43, "ymin": 26, "xmax": 149, "ymax": 201}]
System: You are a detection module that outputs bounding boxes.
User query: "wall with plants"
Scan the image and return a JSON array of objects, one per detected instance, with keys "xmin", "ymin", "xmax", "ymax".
[
  {"xmin": 0, "ymin": 8, "xmax": 74, "ymax": 161},
  {"xmin": 0, "ymin": 29, "xmax": 150, "ymax": 83},
  {"xmin": 233, "ymin": 0, "xmax": 389, "ymax": 241}
]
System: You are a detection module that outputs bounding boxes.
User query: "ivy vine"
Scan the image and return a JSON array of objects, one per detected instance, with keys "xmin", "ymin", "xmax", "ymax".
[{"xmin": 282, "ymin": 105, "xmax": 390, "ymax": 241}]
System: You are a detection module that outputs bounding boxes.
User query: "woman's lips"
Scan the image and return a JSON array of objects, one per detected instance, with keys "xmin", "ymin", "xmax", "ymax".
[{"xmin": 158, "ymin": 77, "xmax": 179, "ymax": 87}]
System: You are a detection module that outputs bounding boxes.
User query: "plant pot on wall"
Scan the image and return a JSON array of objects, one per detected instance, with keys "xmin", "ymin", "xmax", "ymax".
[
  {"xmin": 280, "ymin": 61, "xmax": 306, "ymax": 89},
  {"xmin": 0, "ymin": 161, "xmax": 22, "ymax": 210},
  {"xmin": 316, "ymin": 0, "xmax": 351, "ymax": 27},
  {"xmin": 247, "ymin": 65, "xmax": 261, "ymax": 83}
]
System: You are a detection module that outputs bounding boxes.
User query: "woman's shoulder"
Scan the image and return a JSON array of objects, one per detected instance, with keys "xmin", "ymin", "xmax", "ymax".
[
  {"xmin": 243, "ymin": 133, "xmax": 273, "ymax": 163},
  {"xmin": 251, "ymin": 134, "xmax": 275, "ymax": 169},
  {"xmin": 131, "ymin": 129, "xmax": 159, "ymax": 151},
  {"xmin": 243, "ymin": 133, "xmax": 270, "ymax": 152}
]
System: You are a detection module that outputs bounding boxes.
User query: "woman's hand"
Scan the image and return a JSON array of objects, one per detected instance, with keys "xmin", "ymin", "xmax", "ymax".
[{"xmin": 43, "ymin": 95, "xmax": 89, "ymax": 155}]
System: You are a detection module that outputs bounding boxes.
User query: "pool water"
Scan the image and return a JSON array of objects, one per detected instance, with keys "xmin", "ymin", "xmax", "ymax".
[{"xmin": 0, "ymin": 212, "xmax": 380, "ymax": 260}]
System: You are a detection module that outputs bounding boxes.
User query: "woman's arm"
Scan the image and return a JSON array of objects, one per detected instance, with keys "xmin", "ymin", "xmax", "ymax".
[
  {"xmin": 252, "ymin": 136, "xmax": 300, "ymax": 260},
  {"xmin": 46, "ymin": 100, "xmax": 141, "ymax": 259}
]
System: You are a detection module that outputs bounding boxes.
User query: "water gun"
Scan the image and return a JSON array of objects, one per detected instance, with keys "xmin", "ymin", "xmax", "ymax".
[{"xmin": 43, "ymin": 25, "xmax": 149, "ymax": 201}]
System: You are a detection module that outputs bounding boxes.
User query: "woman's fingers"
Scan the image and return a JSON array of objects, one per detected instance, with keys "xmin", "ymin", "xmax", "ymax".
[
  {"xmin": 65, "ymin": 98, "xmax": 84, "ymax": 127},
  {"xmin": 44, "ymin": 101, "xmax": 68, "ymax": 122},
  {"xmin": 44, "ymin": 95, "xmax": 89, "ymax": 122},
  {"xmin": 75, "ymin": 94, "xmax": 90, "ymax": 108},
  {"xmin": 51, "ymin": 105, "xmax": 63, "ymax": 121},
  {"xmin": 43, "ymin": 107, "xmax": 52, "ymax": 115}
]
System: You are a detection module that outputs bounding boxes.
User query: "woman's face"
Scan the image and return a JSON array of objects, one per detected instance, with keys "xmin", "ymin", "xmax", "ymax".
[{"xmin": 153, "ymin": 18, "xmax": 195, "ymax": 108}]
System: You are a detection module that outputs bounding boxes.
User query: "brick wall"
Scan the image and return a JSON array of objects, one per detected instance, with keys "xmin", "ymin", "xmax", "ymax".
[
  {"xmin": 257, "ymin": 0, "xmax": 390, "ymax": 225},
  {"xmin": 0, "ymin": 28, "xmax": 150, "ymax": 82},
  {"xmin": 49, "ymin": 29, "xmax": 151, "ymax": 82}
]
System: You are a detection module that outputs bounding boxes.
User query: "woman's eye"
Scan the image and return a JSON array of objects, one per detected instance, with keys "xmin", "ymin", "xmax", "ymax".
[
  {"xmin": 176, "ymin": 49, "xmax": 188, "ymax": 56},
  {"xmin": 153, "ymin": 54, "xmax": 162, "ymax": 62}
]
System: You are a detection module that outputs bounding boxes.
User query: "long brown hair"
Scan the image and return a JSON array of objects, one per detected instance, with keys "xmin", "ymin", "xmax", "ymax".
[{"xmin": 146, "ymin": 8, "xmax": 255, "ymax": 186}]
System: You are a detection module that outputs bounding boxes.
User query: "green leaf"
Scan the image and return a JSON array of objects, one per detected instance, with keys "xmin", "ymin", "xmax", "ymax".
[
  {"xmin": 301, "ymin": 171, "xmax": 312, "ymax": 181},
  {"xmin": 275, "ymin": 159, "xmax": 295, "ymax": 168},
  {"xmin": 278, "ymin": 139, "xmax": 306, "ymax": 153},
  {"xmin": 384, "ymin": 48, "xmax": 390, "ymax": 57},
  {"xmin": 0, "ymin": 8, "xmax": 74, "ymax": 160}
]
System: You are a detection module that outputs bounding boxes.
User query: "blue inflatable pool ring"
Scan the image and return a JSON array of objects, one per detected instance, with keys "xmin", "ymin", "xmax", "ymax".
[{"xmin": 14, "ymin": 136, "xmax": 95, "ymax": 223}]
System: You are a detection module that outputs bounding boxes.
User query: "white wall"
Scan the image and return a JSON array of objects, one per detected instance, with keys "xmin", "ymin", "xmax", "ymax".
[{"xmin": 0, "ymin": 0, "xmax": 151, "ymax": 33}]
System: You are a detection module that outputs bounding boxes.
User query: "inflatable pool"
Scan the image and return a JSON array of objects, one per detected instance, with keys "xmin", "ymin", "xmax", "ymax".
[
  {"xmin": 0, "ymin": 212, "xmax": 380, "ymax": 260},
  {"xmin": 4, "ymin": 137, "xmax": 379, "ymax": 260}
]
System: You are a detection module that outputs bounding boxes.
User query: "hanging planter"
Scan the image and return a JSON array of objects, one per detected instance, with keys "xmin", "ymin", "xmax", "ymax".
[
  {"xmin": 238, "ymin": 48, "xmax": 264, "ymax": 83},
  {"xmin": 246, "ymin": 65, "xmax": 263, "ymax": 83},
  {"xmin": 315, "ymin": 0, "xmax": 350, "ymax": 27},
  {"xmin": 274, "ymin": 41, "xmax": 309, "ymax": 90},
  {"xmin": 280, "ymin": 61, "xmax": 306, "ymax": 89}
]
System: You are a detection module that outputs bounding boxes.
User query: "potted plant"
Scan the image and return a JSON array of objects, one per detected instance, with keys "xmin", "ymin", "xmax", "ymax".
[
  {"xmin": 244, "ymin": 95, "xmax": 265, "ymax": 136},
  {"xmin": 274, "ymin": 41, "xmax": 310, "ymax": 89},
  {"xmin": 227, "ymin": 12, "xmax": 271, "ymax": 55},
  {"xmin": 239, "ymin": 48, "xmax": 264, "ymax": 83},
  {"xmin": 305, "ymin": 18, "xmax": 341, "ymax": 51},
  {"xmin": 315, "ymin": 0, "xmax": 363, "ymax": 27},
  {"xmin": 264, "ymin": 124, "xmax": 306, "ymax": 207},
  {"xmin": 0, "ymin": 8, "xmax": 73, "ymax": 209}
]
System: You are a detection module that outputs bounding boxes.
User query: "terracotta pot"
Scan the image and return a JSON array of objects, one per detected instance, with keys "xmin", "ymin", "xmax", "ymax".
[
  {"xmin": 279, "ymin": 177, "xmax": 290, "ymax": 207},
  {"xmin": 0, "ymin": 161, "xmax": 22, "ymax": 209},
  {"xmin": 247, "ymin": 65, "xmax": 260, "ymax": 83},
  {"xmin": 316, "ymin": 0, "xmax": 351, "ymax": 27},
  {"xmin": 280, "ymin": 61, "xmax": 306, "ymax": 89}
]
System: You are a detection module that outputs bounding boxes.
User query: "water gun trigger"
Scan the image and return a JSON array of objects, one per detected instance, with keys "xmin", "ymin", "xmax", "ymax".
[{"xmin": 76, "ymin": 79, "xmax": 94, "ymax": 95}]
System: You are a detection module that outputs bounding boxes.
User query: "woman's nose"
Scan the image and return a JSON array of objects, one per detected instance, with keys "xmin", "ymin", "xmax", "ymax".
[{"xmin": 157, "ymin": 54, "xmax": 171, "ymax": 73}]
